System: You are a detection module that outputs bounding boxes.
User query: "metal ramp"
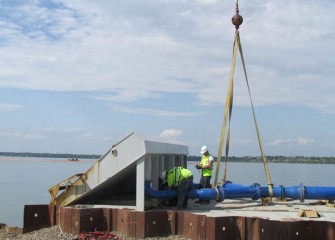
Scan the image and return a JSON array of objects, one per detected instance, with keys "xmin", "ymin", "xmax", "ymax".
[{"xmin": 49, "ymin": 132, "xmax": 189, "ymax": 211}]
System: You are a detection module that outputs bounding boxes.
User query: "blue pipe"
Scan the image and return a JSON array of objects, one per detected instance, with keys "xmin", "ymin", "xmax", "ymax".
[{"xmin": 145, "ymin": 181, "xmax": 335, "ymax": 202}]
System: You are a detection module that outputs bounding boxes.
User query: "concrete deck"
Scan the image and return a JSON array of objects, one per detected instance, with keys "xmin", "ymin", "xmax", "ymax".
[{"xmin": 187, "ymin": 198, "xmax": 335, "ymax": 222}]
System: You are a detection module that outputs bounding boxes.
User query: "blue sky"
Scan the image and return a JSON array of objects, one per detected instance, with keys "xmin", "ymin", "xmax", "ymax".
[{"xmin": 0, "ymin": 0, "xmax": 334, "ymax": 157}]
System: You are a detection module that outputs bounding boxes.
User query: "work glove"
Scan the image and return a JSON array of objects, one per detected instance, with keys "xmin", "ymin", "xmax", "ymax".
[{"xmin": 195, "ymin": 164, "xmax": 201, "ymax": 169}]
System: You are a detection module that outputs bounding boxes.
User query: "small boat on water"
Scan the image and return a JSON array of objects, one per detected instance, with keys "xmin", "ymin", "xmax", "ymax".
[{"xmin": 68, "ymin": 158, "xmax": 79, "ymax": 161}]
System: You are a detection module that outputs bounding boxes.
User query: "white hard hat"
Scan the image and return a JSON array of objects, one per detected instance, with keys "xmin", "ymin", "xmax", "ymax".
[
  {"xmin": 160, "ymin": 170, "xmax": 167, "ymax": 184},
  {"xmin": 200, "ymin": 145, "xmax": 208, "ymax": 154}
]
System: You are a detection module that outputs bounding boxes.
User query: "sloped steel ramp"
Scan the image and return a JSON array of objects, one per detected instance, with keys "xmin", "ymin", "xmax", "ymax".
[{"xmin": 49, "ymin": 132, "xmax": 188, "ymax": 210}]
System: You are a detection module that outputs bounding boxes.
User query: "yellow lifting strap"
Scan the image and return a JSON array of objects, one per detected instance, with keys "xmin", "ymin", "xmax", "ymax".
[
  {"xmin": 213, "ymin": 31, "xmax": 237, "ymax": 188},
  {"xmin": 213, "ymin": 31, "xmax": 273, "ymax": 199}
]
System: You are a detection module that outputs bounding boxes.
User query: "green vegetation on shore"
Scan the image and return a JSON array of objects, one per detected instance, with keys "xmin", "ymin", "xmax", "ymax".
[
  {"xmin": 188, "ymin": 155, "xmax": 335, "ymax": 164},
  {"xmin": 0, "ymin": 152, "xmax": 100, "ymax": 159},
  {"xmin": 1, "ymin": 152, "xmax": 335, "ymax": 164}
]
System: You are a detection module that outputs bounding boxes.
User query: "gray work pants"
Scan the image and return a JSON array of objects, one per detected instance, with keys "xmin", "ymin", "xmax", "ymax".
[{"xmin": 177, "ymin": 176, "xmax": 193, "ymax": 209}]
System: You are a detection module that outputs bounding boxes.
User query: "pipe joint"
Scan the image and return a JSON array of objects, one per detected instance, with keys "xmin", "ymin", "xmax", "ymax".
[
  {"xmin": 299, "ymin": 183, "xmax": 305, "ymax": 202},
  {"xmin": 217, "ymin": 186, "xmax": 225, "ymax": 202},
  {"xmin": 250, "ymin": 183, "xmax": 261, "ymax": 200}
]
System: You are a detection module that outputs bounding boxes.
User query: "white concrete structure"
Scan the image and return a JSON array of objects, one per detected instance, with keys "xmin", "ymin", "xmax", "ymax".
[{"xmin": 49, "ymin": 132, "xmax": 189, "ymax": 211}]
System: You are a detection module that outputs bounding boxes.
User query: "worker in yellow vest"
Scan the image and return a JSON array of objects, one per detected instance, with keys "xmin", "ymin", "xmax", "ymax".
[
  {"xmin": 195, "ymin": 145, "xmax": 214, "ymax": 204},
  {"xmin": 160, "ymin": 166, "xmax": 193, "ymax": 209}
]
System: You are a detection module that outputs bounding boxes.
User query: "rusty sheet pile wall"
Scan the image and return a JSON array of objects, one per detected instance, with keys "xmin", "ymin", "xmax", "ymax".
[{"xmin": 23, "ymin": 204, "xmax": 335, "ymax": 239}]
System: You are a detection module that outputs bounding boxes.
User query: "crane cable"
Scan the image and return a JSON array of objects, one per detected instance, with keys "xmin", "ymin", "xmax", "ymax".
[{"xmin": 213, "ymin": 2, "xmax": 273, "ymax": 199}]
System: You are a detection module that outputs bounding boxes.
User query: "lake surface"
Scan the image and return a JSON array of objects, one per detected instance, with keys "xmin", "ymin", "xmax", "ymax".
[{"xmin": 1, "ymin": 157, "xmax": 334, "ymax": 227}]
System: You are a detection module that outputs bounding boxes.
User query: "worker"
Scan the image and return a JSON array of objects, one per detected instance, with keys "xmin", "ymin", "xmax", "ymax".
[
  {"xmin": 160, "ymin": 166, "xmax": 193, "ymax": 209},
  {"xmin": 195, "ymin": 145, "xmax": 214, "ymax": 204}
]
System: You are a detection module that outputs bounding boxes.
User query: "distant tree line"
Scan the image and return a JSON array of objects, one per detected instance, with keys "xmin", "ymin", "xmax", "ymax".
[
  {"xmin": 0, "ymin": 152, "xmax": 101, "ymax": 159},
  {"xmin": 187, "ymin": 155, "xmax": 335, "ymax": 164},
  {"xmin": 1, "ymin": 152, "xmax": 335, "ymax": 164}
]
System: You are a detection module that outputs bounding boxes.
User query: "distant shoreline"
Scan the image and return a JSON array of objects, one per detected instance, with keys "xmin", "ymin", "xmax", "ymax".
[
  {"xmin": 187, "ymin": 155, "xmax": 335, "ymax": 164},
  {"xmin": 0, "ymin": 152, "xmax": 100, "ymax": 159},
  {"xmin": 1, "ymin": 152, "xmax": 335, "ymax": 164}
]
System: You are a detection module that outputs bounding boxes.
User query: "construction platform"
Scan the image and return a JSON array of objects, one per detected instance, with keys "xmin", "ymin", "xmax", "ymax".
[
  {"xmin": 21, "ymin": 198, "xmax": 335, "ymax": 239},
  {"xmin": 13, "ymin": 133, "xmax": 335, "ymax": 239}
]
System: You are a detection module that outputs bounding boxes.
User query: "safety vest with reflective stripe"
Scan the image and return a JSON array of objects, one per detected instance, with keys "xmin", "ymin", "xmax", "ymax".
[
  {"xmin": 167, "ymin": 167, "xmax": 193, "ymax": 188},
  {"xmin": 200, "ymin": 155, "xmax": 214, "ymax": 177}
]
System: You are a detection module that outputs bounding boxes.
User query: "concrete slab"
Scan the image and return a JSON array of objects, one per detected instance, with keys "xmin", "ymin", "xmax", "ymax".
[{"xmin": 186, "ymin": 198, "xmax": 335, "ymax": 223}]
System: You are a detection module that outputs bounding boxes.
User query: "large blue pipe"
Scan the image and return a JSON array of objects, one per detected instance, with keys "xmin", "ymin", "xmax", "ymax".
[{"xmin": 145, "ymin": 181, "xmax": 335, "ymax": 202}]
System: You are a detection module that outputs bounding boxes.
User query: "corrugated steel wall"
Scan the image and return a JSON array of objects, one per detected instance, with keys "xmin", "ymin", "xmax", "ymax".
[{"xmin": 23, "ymin": 205, "xmax": 335, "ymax": 239}]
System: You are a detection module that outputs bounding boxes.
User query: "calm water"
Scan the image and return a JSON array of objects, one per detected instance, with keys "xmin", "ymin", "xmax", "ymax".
[
  {"xmin": 0, "ymin": 157, "xmax": 96, "ymax": 227},
  {"xmin": 1, "ymin": 157, "xmax": 335, "ymax": 227}
]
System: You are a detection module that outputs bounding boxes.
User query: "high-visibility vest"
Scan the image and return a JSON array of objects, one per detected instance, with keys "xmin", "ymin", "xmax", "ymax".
[
  {"xmin": 167, "ymin": 167, "xmax": 193, "ymax": 188},
  {"xmin": 200, "ymin": 155, "xmax": 214, "ymax": 177}
]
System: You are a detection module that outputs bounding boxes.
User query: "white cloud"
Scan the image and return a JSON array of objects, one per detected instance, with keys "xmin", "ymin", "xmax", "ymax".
[
  {"xmin": 0, "ymin": 131, "xmax": 46, "ymax": 140},
  {"xmin": 268, "ymin": 137, "xmax": 315, "ymax": 146},
  {"xmin": 297, "ymin": 137, "xmax": 315, "ymax": 145},
  {"xmin": 232, "ymin": 139, "xmax": 253, "ymax": 145},
  {"xmin": 108, "ymin": 104, "xmax": 201, "ymax": 117},
  {"xmin": 79, "ymin": 132, "xmax": 114, "ymax": 142},
  {"xmin": 42, "ymin": 126, "xmax": 86, "ymax": 133},
  {"xmin": 0, "ymin": 103, "xmax": 23, "ymax": 111},
  {"xmin": 268, "ymin": 139, "xmax": 294, "ymax": 146},
  {"xmin": 91, "ymin": 90, "xmax": 161, "ymax": 103},
  {"xmin": 197, "ymin": 0, "xmax": 218, "ymax": 4},
  {"xmin": 0, "ymin": 0, "xmax": 334, "ymax": 112},
  {"xmin": 24, "ymin": 133, "xmax": 46, "ymax": 140},
  {"xmin": 160, "ymin": 129, "xmax": 183, "ymax": 138},
  {"xmin": 0, "ymin": 0, "xmax": 335, "ymax": 158}
]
